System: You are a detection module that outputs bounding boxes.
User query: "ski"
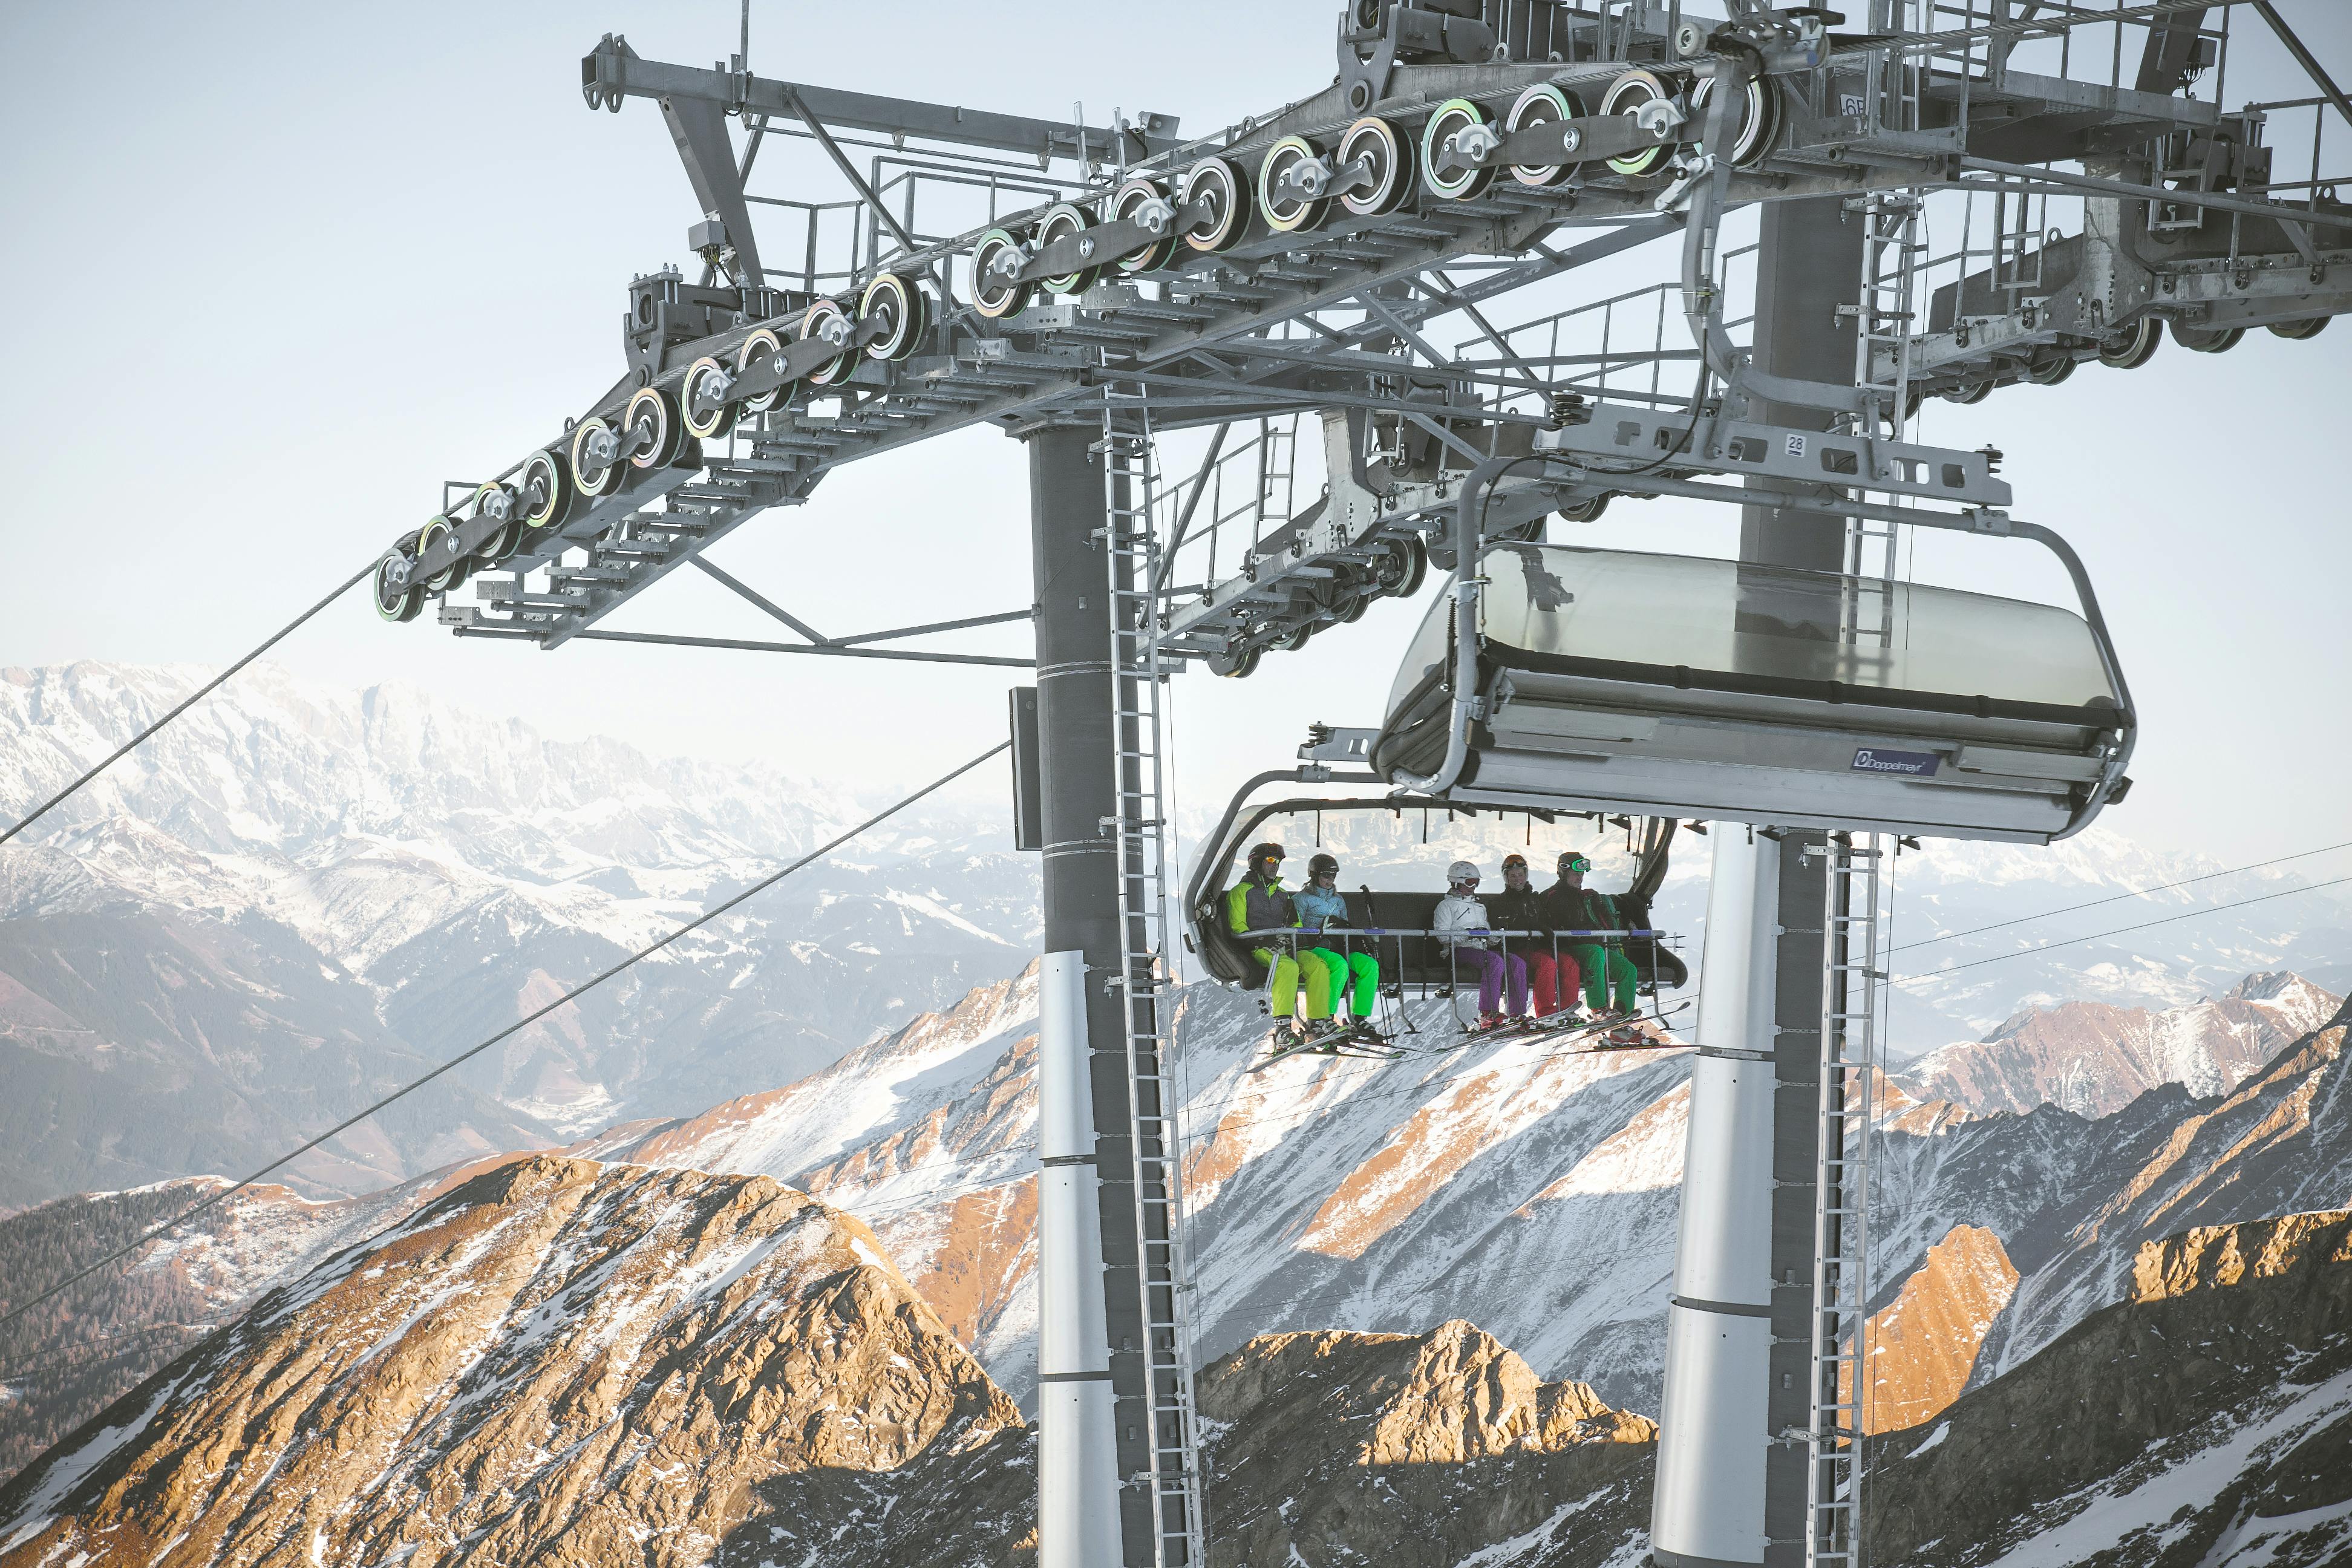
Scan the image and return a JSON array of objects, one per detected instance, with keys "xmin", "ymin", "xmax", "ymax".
[
  {"xmin": 1250, "ymin": 1023, "xmax": 1403, "ymax": 1071},
  {"xmin": 1387, "ymin": 998, "xmax": 1695, "ymax": 1056}
]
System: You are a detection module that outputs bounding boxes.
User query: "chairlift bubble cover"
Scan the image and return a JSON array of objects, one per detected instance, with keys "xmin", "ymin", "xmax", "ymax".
[{"xmin": 1374, "ymin": 543, "xmax": 2132, "ymax": 843}]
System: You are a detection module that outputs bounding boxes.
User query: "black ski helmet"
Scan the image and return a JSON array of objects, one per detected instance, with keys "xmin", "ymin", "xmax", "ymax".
[
  {"xmin": 1248, "ymin": 842, "xmax": 1285, "ymax": 878},
  {"xmin": 1307, "ymin": 852, "xmax": 1339, "ymax": 880}
]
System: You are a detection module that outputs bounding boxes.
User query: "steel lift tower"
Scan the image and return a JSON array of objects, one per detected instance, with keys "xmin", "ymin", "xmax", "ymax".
[{"xmin": 371, "ymin": 5, "xmax": 2351, "ymax": 1564}]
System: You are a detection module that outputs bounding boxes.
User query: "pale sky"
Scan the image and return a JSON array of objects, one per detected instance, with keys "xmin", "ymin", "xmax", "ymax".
[{"xmin": 3, "ymin": 3, "xmax": 2347, "ymax": 863}]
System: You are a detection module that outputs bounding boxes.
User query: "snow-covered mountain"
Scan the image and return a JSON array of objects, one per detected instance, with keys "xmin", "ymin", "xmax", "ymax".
[
  {"xmin": 0, "ymin": 662, "xmax": 1040, "ymax": 1207},
  {"xmin": 591, "ymin": 959, "xmax": 2351, "ymax": 1424},
  {"xmin": 1866, "ymin": 828, "xmax": 2352, "ymax": 1057},
  {"xmin": 1895, "ymin": 970, "xmax": 2341, "ymax": 1117},
  {"xmin": 11, "ymin": 659, "xmax": 2344, "ymax": 1209}
]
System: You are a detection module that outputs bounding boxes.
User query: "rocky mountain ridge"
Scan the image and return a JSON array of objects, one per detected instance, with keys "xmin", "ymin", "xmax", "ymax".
[
  {"xmin": 0, "ymin": 1155, "xmax": 1033, "ymax": 1566},
  {"xmin": 1869, "ymin": 1206, "xmax": 2352, "ymax": 1567},
  {"xmin": 8, "ymin": 1170, "xmax": 2341, "ymax": 1567}
]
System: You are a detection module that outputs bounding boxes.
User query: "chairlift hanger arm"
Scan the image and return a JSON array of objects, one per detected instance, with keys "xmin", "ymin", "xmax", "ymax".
[
  {"xmin": 582, "ymin": 37, "xmax": 1182, "ymax": 163},
  {"xmin": 570, "ymin": 629, "xmax": 1031, "ymax": 668}
]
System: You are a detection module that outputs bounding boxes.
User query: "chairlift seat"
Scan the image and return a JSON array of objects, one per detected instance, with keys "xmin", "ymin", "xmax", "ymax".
[
  {"xmin": 1374, "ymin": 543, "xmax": 2132, "ymax": 843},
  {"xmin": 1184, "ymin": 790, "xmax": 1688, "ymax": 992}
]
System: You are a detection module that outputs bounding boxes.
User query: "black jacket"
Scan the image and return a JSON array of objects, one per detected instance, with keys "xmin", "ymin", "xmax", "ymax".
[{"xmin": 1487, "ymin": 883, "xmax": 1552, "ymax": 936}]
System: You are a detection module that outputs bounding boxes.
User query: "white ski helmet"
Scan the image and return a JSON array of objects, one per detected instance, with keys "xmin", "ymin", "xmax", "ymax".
[{"xmin": 1446, "ymin": 859, "xmax": 1480, "ymax": 888}]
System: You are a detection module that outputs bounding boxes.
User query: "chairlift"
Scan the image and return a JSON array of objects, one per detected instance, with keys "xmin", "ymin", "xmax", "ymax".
[
  {"xmin": 1373, "ymin": 539, "xmax": 2135, "ymax": 844},
  {"xmin": 1183, "ymin": 780, "xmax": 1690, "ymax": 1001}
]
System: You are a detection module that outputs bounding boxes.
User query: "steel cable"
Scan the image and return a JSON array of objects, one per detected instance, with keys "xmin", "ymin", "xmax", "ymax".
[
  {"xmin": 0, "ymin": 561, "xmax": 377, "ymax": 850},
  {"xmin": 0, "ymin": 740, "xmax": 1010, "ymax": 1334}
]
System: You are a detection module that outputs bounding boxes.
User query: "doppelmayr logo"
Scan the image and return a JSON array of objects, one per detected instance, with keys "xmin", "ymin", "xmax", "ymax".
[{"xmin": 1851, "ymin": 748, "xmax": 1940, "ymax": 777}]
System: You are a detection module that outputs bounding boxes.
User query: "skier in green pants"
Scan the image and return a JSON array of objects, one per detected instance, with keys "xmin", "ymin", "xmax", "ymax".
[
  {"xmin": 1224, "ymin": 842, "xmax": 1333, "ymax": 1039},
  {"xmin": 1296, "ymin": 852, "xmax": 1379, "ymax": 1027},
  {"xmin": 1543, "ymin": 851, "xmax": 1639, "ymax": 1020}
]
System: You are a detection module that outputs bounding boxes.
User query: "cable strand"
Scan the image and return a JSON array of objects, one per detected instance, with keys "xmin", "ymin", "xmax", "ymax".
[
  {"xmin": 0, "ymin": 739, "xmax": 1010, "ymax": 1334},
  {"xmin": 0, "ymin": 560, "xmax": 377, "ymax": 850}
]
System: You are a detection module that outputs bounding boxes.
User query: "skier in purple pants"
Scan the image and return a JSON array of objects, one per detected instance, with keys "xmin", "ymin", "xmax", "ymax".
[{"xmin": 1433, "ymin": 860, "xmax": 1527, "ymax": 1027}]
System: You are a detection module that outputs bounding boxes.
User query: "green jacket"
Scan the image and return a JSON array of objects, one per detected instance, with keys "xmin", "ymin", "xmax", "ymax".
[
  {"xmin": 1226, "ymin": 876, "xmax": 1300, "ymax": 939},
  {"xmin": 1542, "ymin": 883, "xmax": 1621, "ymax": 936}
]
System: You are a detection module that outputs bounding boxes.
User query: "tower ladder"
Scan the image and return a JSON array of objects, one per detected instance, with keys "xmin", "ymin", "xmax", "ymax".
[
  {"xmin": 1098, "ymin": 382, "xmax": 1208, "ymax": 1567},
  {"xmin": 1806, "ymin": 831, "xmax": 1886, "ymax": 1568}
]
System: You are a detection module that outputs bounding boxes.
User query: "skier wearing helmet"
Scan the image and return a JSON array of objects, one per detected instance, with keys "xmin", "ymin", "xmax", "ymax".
[
  {"xmin": 1224, "ymin": 842, "xmax": 1332, "ymax": 1037},
  {"xmin": 1545, "ymin": 851, "xmax": 1640, "ymax": 1023},
  {"xmin": 1491, "ymin": 852, "xmax": 1576, "ymax": 1019},
  {"xmin": 1296, "ymin": 851, "xmax": 1379, "ymax": 1028},
  {"xmin": 1432, "ymin": 860, "xmax": 1528, "ymax": 1029}
]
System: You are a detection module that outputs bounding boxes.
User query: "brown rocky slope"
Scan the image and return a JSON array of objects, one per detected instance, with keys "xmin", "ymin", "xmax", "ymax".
[
  {"xmin": 0, "ymin": 1156, "xmax": 1028, "ymax": 1566},
  {"xmin": 0, "ymin": 1156, "xmax": 1660, "ymax": 1568},
  {"xmin": 1870, "ymin": 1207, "xmax": 2352, "ymax": 1567}
]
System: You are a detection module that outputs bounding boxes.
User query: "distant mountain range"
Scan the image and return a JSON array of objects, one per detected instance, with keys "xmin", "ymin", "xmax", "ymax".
[
  {"xmin": 8, "ymin": 661, "xmax": 2350, "ymax": 1212},
  {"xmin": 0, "ymin": 662, "xmax": 1037, "ymax": 1209}
]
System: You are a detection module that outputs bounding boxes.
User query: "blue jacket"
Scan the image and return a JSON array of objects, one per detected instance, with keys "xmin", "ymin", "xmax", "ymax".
[{"xmin": 1295, "ymin": 884, "xmax": 1351, "ymax": 933}]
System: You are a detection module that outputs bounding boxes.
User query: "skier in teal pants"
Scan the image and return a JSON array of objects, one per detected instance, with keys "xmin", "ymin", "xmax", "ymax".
[
  {"xmin": 1295, "ymin": 852, "xmax": 1379, "ymax": 1024},
  {"xmin": 1543, "ymin": 851, "xmax": 1639, "ymax": 1018}
]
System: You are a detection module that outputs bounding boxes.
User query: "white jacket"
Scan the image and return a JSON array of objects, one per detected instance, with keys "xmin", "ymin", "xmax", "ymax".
[{"xmin": 1433, "ymin": 891, "xmax": 1492, "ymax": 949}]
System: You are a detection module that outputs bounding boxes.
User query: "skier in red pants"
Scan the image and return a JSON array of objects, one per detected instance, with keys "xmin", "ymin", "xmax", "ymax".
[{"xmin": 1489, "ymin": 852, "xmax": 1579, "ymax": 1019}]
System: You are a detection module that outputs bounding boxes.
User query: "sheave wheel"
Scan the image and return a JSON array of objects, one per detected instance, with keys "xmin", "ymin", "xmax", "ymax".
[
  {"xmin": 1372, "ymin": 535, "xmax": 1428, "ymax": 598},
  {"xmin": 799, "ymin": 299, "xmax": 855, "ymax": 387},
  {"xmin": 680, "ymin": 355, "xmax": 737, "ymax": 440},
  {"xmin": 2269, "ymin": 316, "xmax": 2329, "ymax": 340},
  {"xmin": 1034, "ymin": 204, "xmax": 1100, "ymax": 296},
  {"xmin": 1256, "ymin": 136, "xmax": 1331, "ymax": 234},
  {"xmin": 1600, "ymin": 70, "xmax": 1674, "ymax": 178},
  {"xmin": 1558, "ymin": 493, "xmax": 1611, "ymax": 524},
  {"xmin": 860, "ymin": 273, "xmax": 927, "ymax": 362},
  {"xmin": 969, "ymin": 228, "xmax": 1033, "ymax": 319},
  {"xmin": 519, "ymin": 448, "xmax": 573, "ymax": 531},
  {"xmin": 1108, "ymin": 178, "xmax": 1178, "ymax": 273},
  {"xmin": 1690, "ymin": 73, "xmax": 1778, "ymax": 168},
  {"xmin": 624, "ymin": 385, "xmax": 683, "ymax": 468},
  {"xmin": 1420, "ymin": 99, "xmax": 1496, "ymax": 201},
  {"xmin": 1213, "ymin": 644, "xmax": 1263, "ymax": 679},
  {"xmin": 1336, "ymin": 118, "xmax": 1412, "ymax": 217},
  {"xmin": 1178, "ymin": 158, "xmax": 1249, "ymax": 253},
  {"xmin": 414, "ymin": 515, "xmax": 468, "ymax": 595},
  {"xmin": 2027, "ymin": 351, "xmax": 2077, "ymax": 386},
  {"xmin": 2173, "ymin": 322, "xmax": 2244, "ymax": 353},
  {"xmin": 2097, "ymin": 316, "xmax": 2161, "ymax": 369},
  {"xmin": 734, "ymin": 327, "xmax": 789, "ymax": 413},
  {"xmin": 569, "ymin": 416, "xmax": 626, "ymax": 499},
  {"xmin": 472, "ymin": 482, "xmax": 521, "ymax": 563},
  {"xmin": 1945, "ymin": 377, "xmax": 1995, "ymax": 405},
  {"xmin": 1505, "ymin": 85, "xmax": 1581, "ymax": 188},
  {"xmin": 373, "ymin": 551, "xmax": 423, "ymax": 623}
]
